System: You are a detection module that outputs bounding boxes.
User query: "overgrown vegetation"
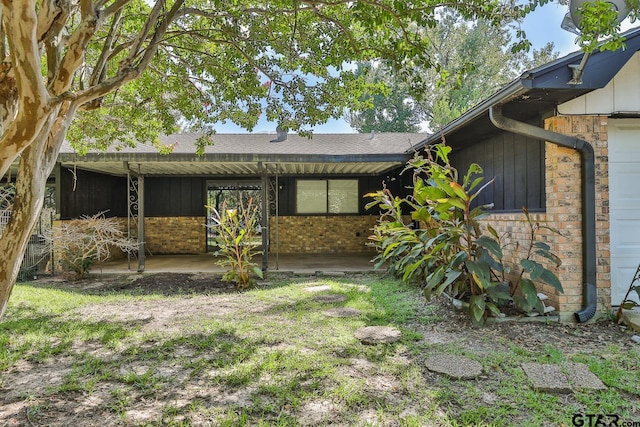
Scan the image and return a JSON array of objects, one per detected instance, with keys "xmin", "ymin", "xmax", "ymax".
[
  {"xmin": 1, "ymin": 275, "xmax": 637, "ymax": 426},
  {"xmin": 208, "ymin": 198, "xmax": 263, "ymax": 289},
  {"xmin": 47, "ymin": 212, "xmax": 137, "ymax": 278},
  {"xmin": 367, "ymin": 143, "xmax": 564, "ymax": 323}
]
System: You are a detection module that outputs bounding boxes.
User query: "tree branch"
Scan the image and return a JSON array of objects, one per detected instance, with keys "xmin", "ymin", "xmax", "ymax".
[
  {"xmin": 90, "ymin": 8, "xmax": 123, "ymax": 86},
  {"xmin": 124, "ymin": 0, "xmax": 168, "ymax": 67},
  {"xmin": 50, "ymin": 0, "xmax": 103, "ymax": 95}
]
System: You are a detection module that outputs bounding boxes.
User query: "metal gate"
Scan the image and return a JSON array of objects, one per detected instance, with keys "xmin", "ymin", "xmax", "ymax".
[{"xmin": 0, "ymin": 187, "xmax": 55, "ymax": 281}]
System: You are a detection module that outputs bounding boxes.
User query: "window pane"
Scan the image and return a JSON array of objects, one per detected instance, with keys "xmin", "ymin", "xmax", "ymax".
[
  {"xmin": 297, "ymin": 180, "xmax": 327, "ymax": 213},
  {"xmin": 328, "ymin": 180, "xmax": 358, "ymax": 213}
]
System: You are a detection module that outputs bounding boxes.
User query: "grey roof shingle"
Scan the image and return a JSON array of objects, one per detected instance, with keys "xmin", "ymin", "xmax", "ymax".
[{"xmin": 60, "ymin": 132, "xmax": 425, "ymax": 156}]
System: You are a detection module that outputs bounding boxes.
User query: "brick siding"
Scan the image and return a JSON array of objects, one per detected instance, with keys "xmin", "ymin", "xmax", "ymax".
[
  {"xmin": 268, "ymin": 215, "xmax": 378, "ymax": 254},
  {"xmin": 484, "ymin": 115, "xmax": 611, "ymax": 320},
  {"xmin": 144, "ymin": 216, "xmax": 207, "ymax": 254}
]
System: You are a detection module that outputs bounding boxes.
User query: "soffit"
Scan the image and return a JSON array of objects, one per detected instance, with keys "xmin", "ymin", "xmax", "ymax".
[{"xmin": 57, "ymin": 159, "xmax": 405, "ymax": 177}]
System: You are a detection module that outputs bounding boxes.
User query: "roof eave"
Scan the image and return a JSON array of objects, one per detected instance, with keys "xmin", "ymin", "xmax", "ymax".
[
  {"xmin": 57, "ymin": 152, "xmax": 410, "ymax": 164},
  {"xmin": 411, "ymin": 79, "xmax": 530, "ymax": 152}
]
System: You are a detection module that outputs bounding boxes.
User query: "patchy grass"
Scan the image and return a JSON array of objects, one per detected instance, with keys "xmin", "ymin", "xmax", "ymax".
[{"xmin": 1, "ymin": 274, "xmax": 639, "ymax": 426}]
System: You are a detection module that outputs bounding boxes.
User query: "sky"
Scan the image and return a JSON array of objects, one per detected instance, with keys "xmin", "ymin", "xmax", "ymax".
[{"xmin": 216, "ymin": 2, "xmax": 637, "ymax": 134}]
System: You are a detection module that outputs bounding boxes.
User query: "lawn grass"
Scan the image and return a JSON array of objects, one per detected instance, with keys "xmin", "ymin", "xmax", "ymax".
[{"xmin": 1, "ymin": 275, "xmax": 638, "ymax": 426}]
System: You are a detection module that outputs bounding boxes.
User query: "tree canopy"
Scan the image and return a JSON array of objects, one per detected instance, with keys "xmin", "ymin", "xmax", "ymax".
[{"xmin": 347, "ymin": 8, "xmax": 559, "ymax": 133}]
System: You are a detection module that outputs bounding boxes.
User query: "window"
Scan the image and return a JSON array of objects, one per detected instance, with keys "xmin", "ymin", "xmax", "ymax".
[{"xmin": 296, "ymin": 179, "xmax": 359, "ymax": 214}]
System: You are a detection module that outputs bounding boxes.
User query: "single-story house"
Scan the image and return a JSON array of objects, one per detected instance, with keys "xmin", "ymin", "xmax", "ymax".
[
  {"xmin": 415, "ymin": 26, "xmax": 640, "ymax": 322},
  {"xmin": 53, "ymin": 132, "xmax": 420, "ymax": 270},
  {"xmin": 8, "ymin": 26, "xmax": 640, "ymax": 322}
]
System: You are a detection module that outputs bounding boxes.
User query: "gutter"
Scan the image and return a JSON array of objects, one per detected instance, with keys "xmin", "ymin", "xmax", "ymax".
[{"xmin": 489, "ymin": 106, "xmax": 597, "ymax": 323}]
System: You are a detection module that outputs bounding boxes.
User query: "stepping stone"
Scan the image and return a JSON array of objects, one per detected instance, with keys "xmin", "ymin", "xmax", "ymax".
[
  {"xmin": 314, "ymin": 294, "xmax": 347, "ymax": 303},
  {"xmin": 425, "ymin": 354, "xmax": 483, "ymax": 380},
  {"xmin": 304, "ymin": 285, "xmax": 332, "ymax": 293},
  {"xmin": 521, "ymin": 363, "xmax": 572, "ymax": 394},
  {"xmin": 564, "ymin": 363, "xmax": 607, "ymax": 390},
  {"xmin": 354, "ymin": 326, "xmax": 401, "ymax": 345},
  {"xmin": 323, "ymin": 307, "xmax": 361, "ymax": 318}
]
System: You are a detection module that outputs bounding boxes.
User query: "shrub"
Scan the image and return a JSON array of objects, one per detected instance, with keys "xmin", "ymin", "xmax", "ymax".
[
  {"xmin": 49, "ymin": 212, "xmax": 137, "ymax": 278},
  {"xmin": 366, "ymin": 143, "xmax": 563, "ymax": 323},
  {"xmin": 208, "ymin": 197, "xmax": 263, "ymax": 289}
]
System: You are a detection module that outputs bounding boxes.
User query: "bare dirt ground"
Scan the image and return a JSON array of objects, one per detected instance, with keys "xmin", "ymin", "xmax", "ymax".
[{"xmin": 1, "ymin": 273, "xmax": 638, "ymax": 426}]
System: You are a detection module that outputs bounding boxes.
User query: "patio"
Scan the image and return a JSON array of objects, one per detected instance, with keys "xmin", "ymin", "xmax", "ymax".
[{"xmin": 94, "ymin": 253, "xmax": 380, "ymax": 275}]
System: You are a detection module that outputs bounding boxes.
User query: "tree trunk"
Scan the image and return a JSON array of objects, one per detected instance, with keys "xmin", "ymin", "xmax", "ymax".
[{"xmin": 0, "ymin": 104, "xmax": 70, "ymax": 320}]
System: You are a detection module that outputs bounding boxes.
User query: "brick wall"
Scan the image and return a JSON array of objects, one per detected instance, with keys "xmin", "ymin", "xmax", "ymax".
[
  {"xmin": 268, "ymin": 215, "xmax": 378, "ymax": 253},
  {"xmin": 545, "ymin": 115, "xmax": 611, "ymax": 318},
  {"xmin": 144, "ymin": 216, "xmax": 206, "ymax": 254},
  {"xmin": 483, "ymin": 115, "xmax": 610, "ymax": 320},
  {"xmin": 479, "ymin": 212, "xmax": 560, "ymax": 310}
]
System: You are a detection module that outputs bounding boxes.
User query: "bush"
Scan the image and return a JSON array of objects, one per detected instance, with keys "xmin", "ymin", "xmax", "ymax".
[
  {"xmin": 49, "ymin": 212, "xmax": 137, "ymax": 278},
  {"xmin": 366, "ymin": 143, "xmax": 563, "ymax": 323},
  {"xmin": 208, "ymin": 197, "xmax": 263, "ymax": 289}
]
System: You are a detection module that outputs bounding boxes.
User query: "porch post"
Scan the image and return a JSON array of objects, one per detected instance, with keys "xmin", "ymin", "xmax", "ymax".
[
  {"xmin": 137, "ymin": 173, "xmax": 145, "ymax": 273},
  {"xmin": 259, "ymin": 162, "xmax": 269, "ymax": 272}
]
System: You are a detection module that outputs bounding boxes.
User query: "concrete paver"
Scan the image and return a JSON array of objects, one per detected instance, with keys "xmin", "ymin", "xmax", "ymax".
[
  {"xmin": 620, "ymin": 307, "xmax": 640, "ymax": 333},
  {"xmin": 354, "ymin": 326, "xmax": 401, "ymax": 345},
  {"xmin": 304, "ymin": 285, "xmax": 332, "ymax": 293},
  {"xmin": 314, "ymin": 294, "xmax": 347, "ymax": 303},
  {"xmin": 323, "ymin": 307, "xmax": 361, "ymax": 318},
  {"xmin": 521, "ymin": 363, "xmax": 573, "ymax": 394},
  {"xmin": 425, "ymin": 355, "xmax": 483, "ymax": 380},
  {"xmin": 564, "ymin": 363, "xmax": 607, "ymax": 391}
]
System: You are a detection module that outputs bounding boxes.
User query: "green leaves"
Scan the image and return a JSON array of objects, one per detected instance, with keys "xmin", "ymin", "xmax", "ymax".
[
  {"xmin": 469, "ymin": 295, "xmax": 486, "ymax": 324},
  {"xmin": 367, "ymin": 142, "xmax": 565, "ymax": 325},
  {"xmin": 521, "ymin": 259, "xmax": 563, "ymax": 293},
  {"xmin": 208, "ymin": 198, "xmax": 262, "ymax": 289}
]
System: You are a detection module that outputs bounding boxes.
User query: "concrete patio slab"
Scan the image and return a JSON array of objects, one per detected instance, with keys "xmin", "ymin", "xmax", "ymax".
[{"xmin": 94, "ymin": 253, "xmax": 380, "ymax": 275}]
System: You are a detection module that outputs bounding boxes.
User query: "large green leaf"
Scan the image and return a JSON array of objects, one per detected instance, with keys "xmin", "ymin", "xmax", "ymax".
[
  {"xmin": 426, "ymin": 266, "xmax": 445, "ymax": 290},
  {"xmin": 539, "ymin": 269, "xmax": 563, "ymax": 293},
  {"xmin": 533, "ymin": 241, "xmax": 551, "ymax": 252},
  {"xmin": 521, "ymin": 259, "xmax": 544, "ymax": 279},
  {"xmin": 534, "ymin": 249, "xmax": 562, "ymax": 266},
  {"xmin": 469, "ymin": 295, "xmax": 486, "ymax": 324},
  {"xmin": 411, "ymin": 207, "xmax": 432, "ymax": 223},
  {"xmin": 478, "ymin": 248, "xmax": 503, "ymax": 273},
  {"xmin": 486, "ymin": 282, "xmax": 511, "ymax": 302},
  {"xmin": 450, "ymin": 250, "xmax": 467, "ymax": 269},
  {"xmin": 413, "ymin": 179, "xmax": 428, "ymax": 205},
  {"xmin": 446, "ymin": 198, "xmax": 467, "ymax": 210},
  {"xmin": 520, "ymin": 279, "xmax": 543, "ymax": 313},
  {"xmin": 476, "ymin": 235, "xmax": 503, "ymax": 259},
  {"xmin": 465, "ymin": 259, "xmax": 491, "ymax": 291},
  {"xmin": 252, "ymin": 266, "xmax": 264, "ymax": 279},
  {"xmin": 449, "ymin": 182, "xmax": 469, "ymax": 202}
]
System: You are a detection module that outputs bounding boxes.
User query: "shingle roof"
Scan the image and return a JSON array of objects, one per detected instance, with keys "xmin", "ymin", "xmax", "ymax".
[
  {"xmin": 57, "ymin": 132, "xmax": 424, "ymax": 177},
  {"xmin": 61, "ymin": 132, "xmax": 425, "ymax": 156}
]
